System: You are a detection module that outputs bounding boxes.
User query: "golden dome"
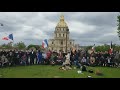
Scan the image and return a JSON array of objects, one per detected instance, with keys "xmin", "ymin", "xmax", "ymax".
[{"xmin": 56, "ymin": 14, "xmax": 68, "ymax": 27}]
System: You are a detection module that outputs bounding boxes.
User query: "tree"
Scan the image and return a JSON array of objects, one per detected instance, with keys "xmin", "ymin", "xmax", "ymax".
[
  {"xmin": 86, "ymin": 46, "xmax": 92, "ymax": 51},
  {"xmin": 27, "ymin": 44, "xmax": 40, "ymax": 50},
  {"xmin": 117, "ymin": 13, "xmax": 120, "ymax": 39},
  {"xmin": 14, "ymin": 41, "xmax": 26, "ymax": 49}
]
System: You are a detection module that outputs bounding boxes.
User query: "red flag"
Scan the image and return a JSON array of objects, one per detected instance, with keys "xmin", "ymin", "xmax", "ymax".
[{"xmin": 2, "ymin": 37, "xmax": 9, "ymax": 40}]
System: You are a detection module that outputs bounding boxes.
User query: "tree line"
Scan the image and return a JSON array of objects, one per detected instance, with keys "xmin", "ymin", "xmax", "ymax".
[
  {"xmin": 85, "ymin": 44, "xmax": 120, "ymax": 52},
  {"xmin": 0, "ymin": 41, "xmax": 120, "ymax": 52},
  {"xmin": 0, "ymin": 41, "xmax": 44, "ymax": 50}
]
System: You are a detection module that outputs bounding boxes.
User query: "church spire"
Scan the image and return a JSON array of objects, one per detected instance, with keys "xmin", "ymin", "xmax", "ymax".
[
  {"xmin": 56, "ymin": 13, "xmax": 68, "ymax": 27},
  {"xmin": 60, "ymin": 13, "xmax": 64, "ymax": 21}
]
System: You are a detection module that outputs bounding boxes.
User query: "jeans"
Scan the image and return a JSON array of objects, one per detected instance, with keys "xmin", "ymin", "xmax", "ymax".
[
  {"xmin": 74, "ymin": 60, "xmax": 81, "ymax": 68},
  {"xmin": 21, "ymin": 61, "xmax": 26, "ymax": 65}
]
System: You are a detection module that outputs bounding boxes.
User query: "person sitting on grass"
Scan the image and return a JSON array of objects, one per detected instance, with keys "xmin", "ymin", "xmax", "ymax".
[
  {"xmin": 74, "ymin": 50, "xmax": 81, "ymax": 69},
  {"xmin": 59, "ymin": 52, "xmax": 72, "ymax": 70}
]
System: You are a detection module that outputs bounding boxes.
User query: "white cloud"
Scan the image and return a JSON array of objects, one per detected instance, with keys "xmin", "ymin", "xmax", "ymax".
[{"xmin": 69, "ymin": 21, "xmax": 96, "ymax": 34}]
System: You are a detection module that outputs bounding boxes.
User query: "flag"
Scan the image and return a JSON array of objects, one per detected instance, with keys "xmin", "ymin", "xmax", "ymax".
[
  {"xmin": 2, "ymin": 33, "xmax": 13, "ymax": 41},
  {"xmin": 92, "ymin": 44, "xmax": 95, "ymax": 51},
  {"xmin": 42, "ymin": 39, "xmax": 48, "ymax": 48},
  {"xmin": 8, "ymin": 34, "xmax": 13, "ymax": 40},
  {"xmin": 2, "ymin": 37, "xmax": 9, "ymax": 40},
  {"xmin": 109, "ymin": 41, "xmax": 113, "ymax": 55}
]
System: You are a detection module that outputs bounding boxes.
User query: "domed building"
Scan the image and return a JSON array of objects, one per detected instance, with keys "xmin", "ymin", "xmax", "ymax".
[{"xmin": 48, "ymin": 14, "xmax": 75, "ymax": 53}]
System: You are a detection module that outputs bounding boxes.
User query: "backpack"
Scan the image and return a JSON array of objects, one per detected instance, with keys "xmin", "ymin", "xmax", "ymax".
[
  {"xmin": 88, "ymin": 70, "xmax": 93, "ymax": 73},
  {"xmin": 82, "ymin": 65, "xmax": 87, "ymax": 71}
]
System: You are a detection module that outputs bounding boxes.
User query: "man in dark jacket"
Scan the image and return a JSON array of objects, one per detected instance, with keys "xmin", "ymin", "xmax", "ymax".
[{"xmin": 30, "ymin": 50, "xmax": 36, "ymax": 65}]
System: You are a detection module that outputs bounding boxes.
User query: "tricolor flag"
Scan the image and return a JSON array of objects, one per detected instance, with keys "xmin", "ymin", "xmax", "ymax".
[
  {"xmin": 2, "ymin": 33, "xmax": 14, "ymax": 41},
  {"xmin": 42, "ymin": 39, "xmax": 48, "ymax": 48},
  {"xmin": 109, "ymin": 41, "xmax": 113, "ymax": 55}
]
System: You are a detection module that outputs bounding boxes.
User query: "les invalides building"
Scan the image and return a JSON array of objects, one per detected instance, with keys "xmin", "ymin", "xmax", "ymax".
[{"xmin": 48, "ymin": 14, "xmax": 79, "ymax": 53}]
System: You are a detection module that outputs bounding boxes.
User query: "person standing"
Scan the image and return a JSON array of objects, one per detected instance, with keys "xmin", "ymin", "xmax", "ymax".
[
  {"xmin": 36, "ymin": 50, "xmax": 42, "ymax": 64},
  {"xmin": 30, "ymin": 50, "xmax": 36, "ymax": 65}
]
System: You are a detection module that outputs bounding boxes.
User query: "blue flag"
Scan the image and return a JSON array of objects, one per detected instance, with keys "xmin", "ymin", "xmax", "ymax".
[
  {"xmin": 42, "ymin": 39, "xmax": 48, "ymax": 48},
  {"xmin": 8, "ymin": 34, "xmax": 13, "ymax": 40}
]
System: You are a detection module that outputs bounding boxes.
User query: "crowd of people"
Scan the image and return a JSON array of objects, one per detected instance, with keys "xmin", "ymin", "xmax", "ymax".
[{"xmin": 0, "ymin": 49, "xmax": 120, "ymax": 69}]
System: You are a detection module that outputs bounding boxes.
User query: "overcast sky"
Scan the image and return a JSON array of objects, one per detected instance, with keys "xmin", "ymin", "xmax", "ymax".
[{"xmin": 0, "ymin": 12, "xmax": 119, "ymax": 46}]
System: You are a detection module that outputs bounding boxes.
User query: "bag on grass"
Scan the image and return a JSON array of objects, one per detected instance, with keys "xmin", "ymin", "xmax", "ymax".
[
  {"xmin": 88, "ymin": 70, "xmax": 93, "ymax": 73},
  {"xmin": 82, "ymin": 65, "xmax": 87, "ymax": 71}
]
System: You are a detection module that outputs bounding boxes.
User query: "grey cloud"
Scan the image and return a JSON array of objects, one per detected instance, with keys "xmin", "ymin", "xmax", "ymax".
[
  {"xmin": 0, "ymin": 12, "xmax": 119, "ymax": 46},
  {"xmin": 64, "ymin": 12, "xmax": 118, "ymax": 27}
]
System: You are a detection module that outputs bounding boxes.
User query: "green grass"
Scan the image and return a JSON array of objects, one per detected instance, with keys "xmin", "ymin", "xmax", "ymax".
[{"xmin": 0, "ymin": 65, "xmax": 120, "ymax": 78}]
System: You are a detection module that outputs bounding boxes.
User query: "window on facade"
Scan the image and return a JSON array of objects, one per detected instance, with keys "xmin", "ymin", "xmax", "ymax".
[
  {"xmin": 61, "ymin": 41, "xmax": 63, "ymax": 45},
  {"xmin": 52, "ymin": 42, "xmax": 54, "ymax": 44},
  {"xmin": 63, "ymin": 34, "xmax": 64, "ymax": 37},
  {"xmin": 70, "ymin": 42, "xmax": 71, "ymax": 45},
  {"xmin": 59, "ymin": 34, "xmax": 61, "ymax": 37}
]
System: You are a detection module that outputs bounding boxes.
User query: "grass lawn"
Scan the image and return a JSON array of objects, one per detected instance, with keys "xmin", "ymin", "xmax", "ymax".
[{"xmin": 0, "ymin": 65, "xmax": 120, "ymax": 78}]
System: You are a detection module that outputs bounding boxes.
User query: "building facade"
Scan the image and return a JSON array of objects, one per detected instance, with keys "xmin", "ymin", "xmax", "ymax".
[{"xmin": 48, "ymin": 14, "xmax": 75, "ymax": 53}]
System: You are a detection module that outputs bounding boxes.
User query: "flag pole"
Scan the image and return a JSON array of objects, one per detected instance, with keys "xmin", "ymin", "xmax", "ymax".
[{"xmin": 11, "ymin": 33, "xmax": 14, "ymax": 48}]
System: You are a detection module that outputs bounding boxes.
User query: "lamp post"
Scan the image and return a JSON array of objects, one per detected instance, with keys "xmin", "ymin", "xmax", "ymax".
[{"xmin": 66, "ymin": 28, "xmax": 69, "ymax": 53}]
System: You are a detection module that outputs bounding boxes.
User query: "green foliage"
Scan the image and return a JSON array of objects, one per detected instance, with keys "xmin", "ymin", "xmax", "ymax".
[
  {"xmin": 1, "ymin": 43, "xmax": 12, "ymax": 49},
  {"xmin": 117, "ymin": 14, "xmax": 120, "ymax": 38},
  {"xmin": 95, "ymin": 45, "xmax": 109, "ymax": 52},
  {"xmin": 27, "ymin": 44, "xmax": 40, "ymax": 50},
  {"xmin": 0, "ymin": 65, "xmax": 120, "ymax": 78},
  {"xmin": 86, "ymin": 46, "xmax": 92, "ymax": 51},
  {"xmin": 86, "ymin": 44, "xmax": 120, "ymax": 52},
  {"xmin": 14, "ymin": 41, "xmax": 26, "ymax": 49}
]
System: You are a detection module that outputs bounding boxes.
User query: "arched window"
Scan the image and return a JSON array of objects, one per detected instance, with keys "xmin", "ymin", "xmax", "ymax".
[{"xmin": 52, "ymin": 42, "xmax": 54, "ymax": 44}]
